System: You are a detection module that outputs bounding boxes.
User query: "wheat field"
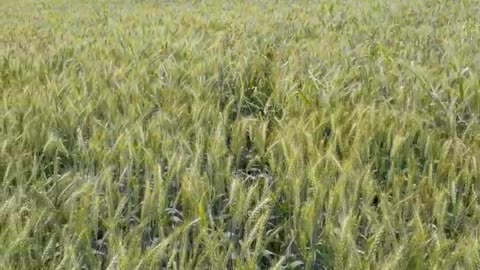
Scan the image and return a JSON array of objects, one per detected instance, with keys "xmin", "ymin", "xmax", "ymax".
[{"xmin": 1, "ymin": 0, "xmax": 480, "ymax": 269}]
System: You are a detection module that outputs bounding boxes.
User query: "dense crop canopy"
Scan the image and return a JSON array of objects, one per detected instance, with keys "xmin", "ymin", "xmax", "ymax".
[{"xmin": 1, "ymin": 0, "xmax": 480, "ymax": 269}]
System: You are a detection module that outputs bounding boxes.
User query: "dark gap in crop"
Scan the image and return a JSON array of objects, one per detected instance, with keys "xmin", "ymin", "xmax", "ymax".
[
  {"xmin": 370, "ymin": 134, "xmax": 392, "ymax": 186},
  {"xmin": 141, "ymin": 221, "xmax": 160, "ymax": 250},
  {"xmin": 313, "ymin": 245, "xmax": 334, "ymax": 270},
  {"xmin": 258, "ymin": 252, "xmax": 274, "ymax": 269},
  {"xmin": 410, "ymin": 130, "xmax": 429, "ymax": 174},
  {"xmin": 43, "ymin": 47, "xmax": 77, "ymax": 75},
  {"xmin": 39, "ymin": 152, "xmax": 74, "ymax": 181},
  {"xmin": 183, "ymin": 228, "xmax": 198, "ymax": 266},
  {"xmin": 322, "ymin": 124, "xmax": 333, "ymax": 143},
  {"xmin": 227, "ymin": 125, "xmax": 273, "ymax": 184},
  {"xmin": 218, "ymin": 47, "xmax": 283, "ymax": 122},
  {"xmin": 371, "ymin": 195, "xmax": 380, "ymax": 208},
  {"xmin": 91, "ymin": 229, "xmax": 108, "ymax": 267},
  {"xmin": 209, "ymin": 193, "xmax": 229, "ymax": 225}
]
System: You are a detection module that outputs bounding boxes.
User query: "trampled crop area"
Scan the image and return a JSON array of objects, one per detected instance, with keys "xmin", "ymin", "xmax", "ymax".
[{"xmin": 1, "ymin": 0, "xmax": 480, "ymax": 269}]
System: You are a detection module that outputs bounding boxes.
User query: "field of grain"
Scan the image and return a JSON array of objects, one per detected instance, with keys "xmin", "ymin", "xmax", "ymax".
[{"xmin": 1, "ymin": 0, "xmax": 480, "ymax": 269}]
